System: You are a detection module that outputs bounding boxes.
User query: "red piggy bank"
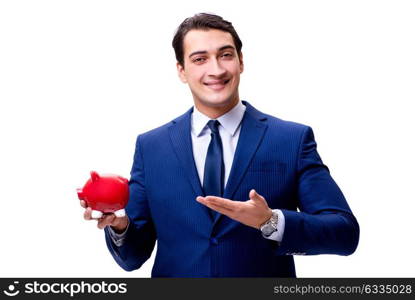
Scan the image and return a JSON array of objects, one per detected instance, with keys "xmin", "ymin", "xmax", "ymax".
[{"xmin": 77, "ymin": 171, "xmax": 129, "ymax": 219}]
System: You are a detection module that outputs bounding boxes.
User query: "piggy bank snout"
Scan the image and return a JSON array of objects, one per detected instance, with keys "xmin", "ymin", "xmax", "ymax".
[{"xmin": 77, "ymin": 188, "xmax": 84, "ymax": 200}]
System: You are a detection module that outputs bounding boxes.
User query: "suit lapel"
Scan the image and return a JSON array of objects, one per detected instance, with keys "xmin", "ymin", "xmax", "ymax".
[
  {"xmin": 168, "ymin": 108, "xmax": 213, "ymax": 220},
  {"xmin": 168, "ymin": 108, "xmax": 204, "ymax": 197},
  {"xmin": 213, "ymin": 102, "xmax": 268, "ymax": 225}
]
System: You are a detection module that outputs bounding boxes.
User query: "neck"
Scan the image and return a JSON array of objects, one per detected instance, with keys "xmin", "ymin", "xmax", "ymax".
[{"xmin": 194, "ymin": 97, "xmax": 239, "ymax": 119}]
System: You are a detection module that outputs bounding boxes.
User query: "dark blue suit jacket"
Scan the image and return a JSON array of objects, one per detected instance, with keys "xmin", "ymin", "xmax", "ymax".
[{"xmin": 105, "ymin": 101, "xmax": 359, "ymax": 277}]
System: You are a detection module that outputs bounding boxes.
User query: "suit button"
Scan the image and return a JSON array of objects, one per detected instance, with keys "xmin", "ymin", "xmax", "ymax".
[{"xmin": 210, "ymin": 237, "xmax": 219, "ymax": 245}]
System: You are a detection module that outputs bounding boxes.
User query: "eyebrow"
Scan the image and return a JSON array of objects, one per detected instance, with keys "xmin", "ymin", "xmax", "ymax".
[{"xmin": 188, "ymin": 45, "xmax": 236, "ymax": 58}]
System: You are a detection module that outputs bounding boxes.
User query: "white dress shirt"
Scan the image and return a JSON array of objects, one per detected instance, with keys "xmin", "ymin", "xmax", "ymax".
[
  {"xmin": 191, "ymin": 101, "xmax": 246, "ymax": 187},
  {"xmin": 108, "ymin": 101, "xmax": 285, "ymax": 244}
]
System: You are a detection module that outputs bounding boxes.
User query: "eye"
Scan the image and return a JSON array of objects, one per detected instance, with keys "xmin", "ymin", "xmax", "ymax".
[
  {"xmin": 192, "ymin": 57, "xmax": 206, "ymax": 64},
  {"xmin": 221, "ymin": 52, "xmax": 234, "ymax": 59}
]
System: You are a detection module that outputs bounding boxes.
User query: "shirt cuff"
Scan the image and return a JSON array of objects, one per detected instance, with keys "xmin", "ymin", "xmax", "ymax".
[
  {"xmin": 263, "ymin": 209, "xmax": 285, "ymax": 242},
  {"xmin": 107, "ymin": 219, "xmax": 130, "ymax": 247}
]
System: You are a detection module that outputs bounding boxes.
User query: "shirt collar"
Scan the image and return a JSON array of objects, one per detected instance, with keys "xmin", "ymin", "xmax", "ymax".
[{"xmin": 191, "ymin": 101, "xmax": 246, "ymax": 137}]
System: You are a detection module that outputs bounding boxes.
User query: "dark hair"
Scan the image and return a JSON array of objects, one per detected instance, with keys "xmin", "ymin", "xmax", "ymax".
[{"xmin": 172, "ymin": 13, "xmax": 243, "ymax": 67}]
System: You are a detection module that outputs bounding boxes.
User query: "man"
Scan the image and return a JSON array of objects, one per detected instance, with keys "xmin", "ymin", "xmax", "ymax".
[{"xmin": 81, "ymin": 13, "xmax": 359, "ymax": 277}]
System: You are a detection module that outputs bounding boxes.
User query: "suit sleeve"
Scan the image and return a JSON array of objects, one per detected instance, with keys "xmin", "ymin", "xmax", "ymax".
[
  {"xmin": 275, "ymin": 126, "xmax": 359, "ymax": 256},
  {"xmin": 104, "ymin": 135, "xmax": 157, "ymax": 271}
]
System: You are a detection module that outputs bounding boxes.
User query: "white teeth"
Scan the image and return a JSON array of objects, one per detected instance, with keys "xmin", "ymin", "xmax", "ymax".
[{"xmin": 204, "ymin": 79, "xmax": 229, "ymax": 85}]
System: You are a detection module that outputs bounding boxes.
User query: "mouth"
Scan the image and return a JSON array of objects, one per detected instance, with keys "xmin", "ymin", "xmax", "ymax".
[{"xmin": 203, "ymin": 79, "xmax": 230, "ymax": 91}]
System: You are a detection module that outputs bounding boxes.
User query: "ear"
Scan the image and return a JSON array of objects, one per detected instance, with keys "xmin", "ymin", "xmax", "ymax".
[
  {"xmin": 239, "ymin": 52, "xmax": 244, "ymax": 74},
  {"xmin": 176, "ymin": 62, "xmax": 187, "ymax": 83},
  {"xmin": 90, "ymin": 171, "xmax": 100, "ymax": 182}
]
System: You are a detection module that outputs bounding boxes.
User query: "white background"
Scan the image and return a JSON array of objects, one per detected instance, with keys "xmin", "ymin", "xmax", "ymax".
[{"xmin": 0, "ymin": 0, "xmax": 414, "ymax": 277}]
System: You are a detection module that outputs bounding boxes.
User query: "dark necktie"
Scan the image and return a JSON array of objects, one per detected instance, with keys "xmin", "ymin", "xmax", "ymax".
[{"xmin": 203, "ymin": 120, "xmax": 224, "ymax": 209}]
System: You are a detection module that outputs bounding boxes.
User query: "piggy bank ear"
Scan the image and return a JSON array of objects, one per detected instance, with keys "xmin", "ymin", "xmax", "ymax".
[{"xmin": 90, "ymin": 171, "xmax": 100, "ymax": 182}]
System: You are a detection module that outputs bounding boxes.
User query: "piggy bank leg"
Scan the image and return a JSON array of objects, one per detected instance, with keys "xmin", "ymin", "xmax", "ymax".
[
  {"xmin": 114, "ymin": 209, "xmax": 126, "ymax": 217},
  {"xmin": 91, "ymin": 210, "xmax": 103, "ymax": 219}
]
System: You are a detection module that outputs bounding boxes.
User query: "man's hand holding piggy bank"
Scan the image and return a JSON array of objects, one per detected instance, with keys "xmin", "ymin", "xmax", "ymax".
[{"xmin": 78, "ymin": 171, "xmax": 129, "ymax": 233}]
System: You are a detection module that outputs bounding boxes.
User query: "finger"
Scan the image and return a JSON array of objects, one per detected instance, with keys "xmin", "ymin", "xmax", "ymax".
[
  {"xmin": 249, "ymin": 189, "xmax": 265, "ymax": 203},
  {"xmin": 197, "ymin": 196, "xmax": 235, "ymax": 214},
  {"xmin": 198, "ymin": 196, "xmax": 238, "ymax": 211},
  {"xmin": 202, "ymin": 201, "xmax": 234, "ymax": 216},
  {"xmin": 83, "ymin": 207, "xmax": 92, "ymax": 220},
  {"xmin": 80, "ymin": 200, "xmax": 87, "ymax": 208},
  {"xmin": 97, "ymin": 214, "xmax": 115, "ymax": 229}
]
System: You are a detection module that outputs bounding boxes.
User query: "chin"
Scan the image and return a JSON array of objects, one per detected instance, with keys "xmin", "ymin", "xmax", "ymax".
[
  {"xmin": 201, "ymin": 98, "xmax": 233, "ymax": 108},
  {"xmin": 202, "ymin": 93, "xmax": 237, "ymax": 106}
]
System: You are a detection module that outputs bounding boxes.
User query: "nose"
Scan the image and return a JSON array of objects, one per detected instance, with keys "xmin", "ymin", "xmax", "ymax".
[{"xmin": 207, "ymin": 58, "xmax": 226, "ymax": 77}]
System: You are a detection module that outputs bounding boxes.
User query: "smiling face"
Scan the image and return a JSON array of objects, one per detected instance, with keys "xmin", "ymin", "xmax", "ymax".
[{"xmin": 177, "ymin": 29, "xmax": 244, "ymax": 118}]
